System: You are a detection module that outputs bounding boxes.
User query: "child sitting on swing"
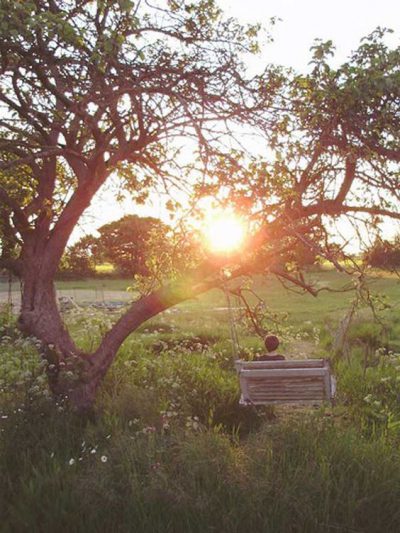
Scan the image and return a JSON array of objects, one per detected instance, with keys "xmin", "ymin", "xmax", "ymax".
[{"xmin": 255, "ymin": 335, "xmax": 285, "ymax": 361}]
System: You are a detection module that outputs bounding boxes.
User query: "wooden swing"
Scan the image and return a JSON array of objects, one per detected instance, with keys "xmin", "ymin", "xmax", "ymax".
[
  {"xmin": 235, "ymin": 359, "xmax": 336, "ymax": 406},
  {"xmin": 223, "ymin": 285, "xmax": 336, "ymax": 406}
]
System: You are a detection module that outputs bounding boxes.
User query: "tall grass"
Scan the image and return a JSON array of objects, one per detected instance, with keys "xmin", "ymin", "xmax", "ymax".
[
  {"xmin": 1, "ymin": 271, "xmax": 400, "ymax": 532},
  {"xmin": 2, "ymin": 406, "xmax": 400, "ymax": 532}
]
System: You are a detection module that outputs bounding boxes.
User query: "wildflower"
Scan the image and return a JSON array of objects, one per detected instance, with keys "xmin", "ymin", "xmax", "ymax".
[
  {"xmin": 101, "ymin": 455, "xmax": 108, "ymax": 463},
  {"xmin": 68, "ymin": 458, "xmax": 75, "ymax": 466},
  {"xmin": 90, "ymin": 448, "xmax": 97, "ymax": 454}
]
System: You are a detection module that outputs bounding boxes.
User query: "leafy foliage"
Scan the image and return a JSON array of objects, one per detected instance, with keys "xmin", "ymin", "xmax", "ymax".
[
  {"xmin": 95, "ymin": 215, "xmax": 169, "ymax": 276},
  {"xmin": 0, "ymin": 0, "xmax": 269, "ymax": 267},
  {"xmin": 60, "ymin": 235, "xmax": 98, "ymax": 278},
  {"xmin": 365, "ymin": 235, "xmax": 400, "ymax": 270}
]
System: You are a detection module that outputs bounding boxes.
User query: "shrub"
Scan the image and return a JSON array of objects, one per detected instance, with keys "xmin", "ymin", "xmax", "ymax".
[{"xmin": 364, "ymin": 236, "xmax": 400, "ymax": 270}]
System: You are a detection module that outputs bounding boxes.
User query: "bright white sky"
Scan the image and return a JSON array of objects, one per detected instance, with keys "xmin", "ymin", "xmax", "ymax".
[
  {"xmin": 73, "ymin": 0, "xmax": 400, "ymax": 244},
  {"xmin": 220, "ymin": 0, "xmax": 399, "ymax": 71}
]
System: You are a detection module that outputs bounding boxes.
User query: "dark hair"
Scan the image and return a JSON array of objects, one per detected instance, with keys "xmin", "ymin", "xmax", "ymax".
[{"xmin": 264, "ymin": 335, "xmax": 279, "ymax": 352}]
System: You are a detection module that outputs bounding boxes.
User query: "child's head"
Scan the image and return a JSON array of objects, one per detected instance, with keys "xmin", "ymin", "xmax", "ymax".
[{"xmin": 264, "ymin": 335, "xmax": 279, "ymax": 352}]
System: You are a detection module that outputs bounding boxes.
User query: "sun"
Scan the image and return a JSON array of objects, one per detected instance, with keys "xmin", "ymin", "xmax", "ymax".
[{"xmin": 202, "ymin": 211, "xmax": 246, "ymax": 254}]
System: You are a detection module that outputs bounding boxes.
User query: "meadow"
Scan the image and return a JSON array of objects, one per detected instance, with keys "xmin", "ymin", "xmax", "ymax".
[{"xmin": 1, "ymin": 269, "xmax": 400, "ymax": 532}]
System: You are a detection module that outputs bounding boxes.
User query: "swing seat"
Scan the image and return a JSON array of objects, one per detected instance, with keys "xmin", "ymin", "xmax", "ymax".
[{"xmin": 235, "ymin": 359, "xmax": 335, "ymax": 405}]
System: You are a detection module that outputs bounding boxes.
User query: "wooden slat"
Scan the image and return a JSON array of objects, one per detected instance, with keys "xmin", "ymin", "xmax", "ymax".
[
  {"xmin": 247, "ymin": 384, "xmax": 325, "ymax": 391},
  {"xmin": 248, "ymin": 387, "xmax": 325, "ymax": 395},
  {"xmin": 249, "ymin": 396, "xmax": 326, "ymax": 402},
  {"xmin": 246, "ymin": 390, "xmax": 324, "ymax": 396},
  {"xmin": 247, "ymin": 383, "xmax": 325, "ymax": 389},
  {"xmin": 246, "ymin": 398, "xmax": 324, "ymax": 405},
  {"xmin": 240, "ymin": 368, "xmax": 327, "ymax": 379},
  {"xmin": 246, "ymin": 376, "xmax": 325, "ymax": 383},
  {"xmin": 235, "ymin": 359, "xmax": 326, "ymax": 371},
  {"xmin": 324, "ymin": 363, "xmax": 332, "ymax": 398},
  {"xmin": 246, "ymin": 378, "xmax": 325, "ymax": 385},
  {"xmin": 248, "ymin": 384, "xmax": 325, "ymax": 392}
]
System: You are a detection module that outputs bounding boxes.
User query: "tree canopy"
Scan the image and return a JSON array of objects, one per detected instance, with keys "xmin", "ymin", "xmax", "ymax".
[
  {"xmin": 0, "ymin": 0, "xmax": 270, "ymax": 276},
  {"xmin": 365, "ymin": 235, "xmax": 400, "ymax": 270},
  {"xmin": 62, "ymin": 214, "xmax": 170, "ymax": 277}
]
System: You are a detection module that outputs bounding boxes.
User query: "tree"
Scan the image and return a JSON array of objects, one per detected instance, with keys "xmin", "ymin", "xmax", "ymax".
[
  {"xmin": 59, "ymin": 234, "xmax": 97, "ymax": 278},
  {"xmin": 0, "ymin": 0, "xmax": 273, "ymax": 409},
  {"xmin": 0, "ymin": 0, "xmax": 399, "ymax": 411},
  {"xmin": 365, "ymin": 236, "xmax": 400, "ymax": 270},
  {"xmin": 96, "ymin": 215, "xmax": 169, "ymax": 276}
]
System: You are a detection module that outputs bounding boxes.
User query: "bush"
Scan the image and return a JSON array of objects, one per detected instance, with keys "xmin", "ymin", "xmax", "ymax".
[{"xmin": 365, "ymin": 236, "xmax": 400, "ymax": 270}]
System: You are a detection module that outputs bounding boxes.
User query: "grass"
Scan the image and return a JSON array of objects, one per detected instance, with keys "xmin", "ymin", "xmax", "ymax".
[
  {"xmin": 2, "ymin": 268, "xmax": 400, "ymax": 332},
  {"xmin": 95, "ymin": 262, "xmax": 115, "ymax": 274},
  {"xmin": 1, "ymin": 269, "xmax": 400, "ymax": 531}
]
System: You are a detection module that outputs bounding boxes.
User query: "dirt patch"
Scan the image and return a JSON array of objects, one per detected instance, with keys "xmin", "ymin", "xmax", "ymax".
[{"xmin": 0, "ymin": 289, "xmax": 133, "ymax": 313}]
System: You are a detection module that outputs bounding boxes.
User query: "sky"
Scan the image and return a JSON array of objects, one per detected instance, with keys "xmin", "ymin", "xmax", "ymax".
[
  {"xmin": 73, "ymin": 0, "xmax": 400, "ymax": 244},
  {"xmin": 219, "ymin": 0, "xmax": 399, "ymax": 71}
]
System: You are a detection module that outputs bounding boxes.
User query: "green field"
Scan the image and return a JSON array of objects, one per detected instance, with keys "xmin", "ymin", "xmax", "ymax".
[
  {"xmin": 1, "ymin": 269, "xmax": 400, "ymax": 532},
  {"xmin": 3, "ymin": 268, "xmax": 399, "ymax": 325}
]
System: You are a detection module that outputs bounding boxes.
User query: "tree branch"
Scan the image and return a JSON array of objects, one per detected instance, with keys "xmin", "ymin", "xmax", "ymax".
[
  {"xmin": 335, "ymin": 154, "xmax": 357, "ymax": 205},
  {"xmin": 91, "ymin": 270, "xmax": 221, "ymax": 378},
  {"xmin": 0, "ymin": 186, "xmax": 30, "ymax": 235}
]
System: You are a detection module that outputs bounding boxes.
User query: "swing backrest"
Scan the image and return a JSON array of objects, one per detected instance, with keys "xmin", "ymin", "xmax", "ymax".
[{"xmin": 235, "ymin": 359, "xmax": 335, "ymax": 405}]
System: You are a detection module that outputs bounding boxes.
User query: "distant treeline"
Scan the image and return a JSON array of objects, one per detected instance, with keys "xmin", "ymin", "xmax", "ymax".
[
  {"xmin": 58, "ymin": 214, "xmax": 168, "ymax": 279},
  {"xmin": 58, "ymin": 214, "xmax": 400, "ymax": 280}
]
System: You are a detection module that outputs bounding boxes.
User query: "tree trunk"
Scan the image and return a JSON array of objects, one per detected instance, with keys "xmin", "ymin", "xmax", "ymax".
[
  {"xmin": 19, "ymin": 262, "xmax": 75, "ymax": 355},
  {"xmin": 18, "ymin": 267, "xmax": 102, "ymax": 411},
  {"xmin": 15, "ymin": 260, "xmax": 162, "ymax": 411},
  {"xmin": 16, "ymin": 249, "xmax": 96, "ymax": 410},
  {"xmin": 15, "ymin": 246, "xmax": 223, "ymax": 413}
]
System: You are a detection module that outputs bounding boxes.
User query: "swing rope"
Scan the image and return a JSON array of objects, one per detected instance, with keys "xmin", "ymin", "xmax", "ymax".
[
  {"xmin": 222, "ymin": 280, "xmax": 240, "ymax": 363},
  {"xmin": 7, "ymin": 271, "xmax": 13, "ymax": 326}
]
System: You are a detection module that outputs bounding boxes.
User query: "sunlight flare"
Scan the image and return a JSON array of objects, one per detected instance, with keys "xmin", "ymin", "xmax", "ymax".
[{"xmin": 202, "ymin": 211, "xmax": 246, "ymax": 254}]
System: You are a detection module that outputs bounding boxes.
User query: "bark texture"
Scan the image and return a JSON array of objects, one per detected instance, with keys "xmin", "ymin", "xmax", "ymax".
[{"xmin": 16, "ymin": 243, "xmax": 220, "ymax": 412}]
